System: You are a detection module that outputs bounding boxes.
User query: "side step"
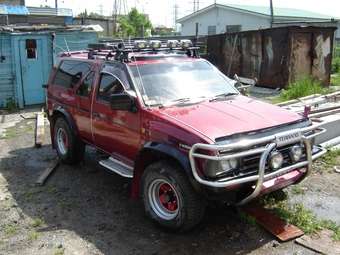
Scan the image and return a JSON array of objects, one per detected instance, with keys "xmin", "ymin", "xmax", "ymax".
[{"xmin": 99, "ymin": 157, "xmax": 133, "ymax": 178}]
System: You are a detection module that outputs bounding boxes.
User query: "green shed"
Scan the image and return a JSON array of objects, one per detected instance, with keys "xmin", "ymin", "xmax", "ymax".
[{"xmin": 0, "ymin": 27, "xmax": 98, "ymax": 108}]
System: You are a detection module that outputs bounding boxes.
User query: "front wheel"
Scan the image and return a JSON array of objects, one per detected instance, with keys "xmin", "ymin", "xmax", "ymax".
[{"xmin": 141, "ymin": 161, "xmax": 206, "ymax": 232}]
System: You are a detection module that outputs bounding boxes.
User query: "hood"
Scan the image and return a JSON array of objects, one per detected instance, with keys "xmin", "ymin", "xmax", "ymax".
[{"xmin": 155, "ymin": 95, "xmax": 303, "ymax": 142}]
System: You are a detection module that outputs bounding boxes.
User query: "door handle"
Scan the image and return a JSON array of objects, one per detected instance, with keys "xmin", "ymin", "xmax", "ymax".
[{"xmin": 92, "ymin": 112, "xmax": 100, "ymax": 118}]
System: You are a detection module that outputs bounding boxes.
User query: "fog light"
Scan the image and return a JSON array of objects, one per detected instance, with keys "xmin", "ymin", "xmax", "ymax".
[
  {"xmin": 180, "ymin": 39, "xmax": 193, "ymax": 49},
  {"xmin": 269, "ymin": 151, "xmax": 284, "ymax": 170},
  {"xmin": 134, "ymin": 40, "xmax": 148, "ymax": 49},
  {"xmin": 149, "ymin": 40, "xmax": 161, "ymax": 49},
  {"xmin": 290, "ymin": 145, "xmax": 303, "ymax": 162}
]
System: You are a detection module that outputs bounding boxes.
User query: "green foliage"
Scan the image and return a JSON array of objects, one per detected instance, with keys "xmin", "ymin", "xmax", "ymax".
[
  {"xmin": 321, "ymin": 149, "xmax": 340, "ymax": 166},
  {"xmin": 118, "ymin": 8, "xmax": 152, "ymax": 37},
  {"xmin": 262, "ymin": 194, "xmax": 340, "ymax": 241},
  {"xmin": 331, "ymin": 73, "xmax": 340, "ymax": 86},
  {"xmin": 3, "ymin": 223, "xmax": 18, "ymax": 237},
  {"xmin": 279, "ymin": 76, "xmax": 328, "ymax": 101},
  {"xmin": 331, "ymin": 57, "xmax": 340, "ymax": 74},
  {"xmin": 30, "ymin": 218, "xmax": 45, "ymax": 228}
]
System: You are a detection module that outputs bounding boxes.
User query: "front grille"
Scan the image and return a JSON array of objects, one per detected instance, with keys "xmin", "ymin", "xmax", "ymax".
[{"xmin": 217, "ymin": 143, "xmax": 307, "ymax": 180}]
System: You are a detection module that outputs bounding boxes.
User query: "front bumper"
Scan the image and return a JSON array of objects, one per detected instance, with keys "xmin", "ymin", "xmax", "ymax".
[{"xmin": 189, "ymin": 123, "xmax": 327, "ymax": 205}]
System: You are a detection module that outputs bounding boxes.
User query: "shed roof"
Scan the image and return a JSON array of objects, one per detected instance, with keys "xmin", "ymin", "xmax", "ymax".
[
  {"xmin": 0, "ymin": 4, "xmax": 29, "ymax": 15},
  {"xmin": 177, "ymin": 3, "xmax": 339, "ymax": 23},
  {"xmin": 0, "ymin": 4, "xmax": 72, "ymax": 16}
]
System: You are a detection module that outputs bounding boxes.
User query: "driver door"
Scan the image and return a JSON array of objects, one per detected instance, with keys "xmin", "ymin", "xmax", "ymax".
[{"xmin": 92, "ymin": 64, "xmax": 141, "ymax": 163}]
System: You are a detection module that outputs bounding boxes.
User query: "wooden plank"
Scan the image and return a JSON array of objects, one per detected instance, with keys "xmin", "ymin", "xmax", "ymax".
[
  {"xmin": 35, "ymin": 159, "xmax": 59, "ymax": 186},
  {"xmin": 241, "ymin": 203, "xmax": 304, "ymax": 242},
  {"xmin": 35, "ymin": 112, "xmax": 45, "ymax": 148},
  {"xmin": 295, "ymin": 233, "xmax": 340, "ymax": 255}
]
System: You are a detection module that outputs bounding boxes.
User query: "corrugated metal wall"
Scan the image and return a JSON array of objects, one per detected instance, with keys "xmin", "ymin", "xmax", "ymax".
[
  {"xmin": 207, "ymin": 26, "xmax": 336, "ymax": 88},
  {"xmin": 0, "ymin": 33, "xmax": 14, "ymax": 107}
]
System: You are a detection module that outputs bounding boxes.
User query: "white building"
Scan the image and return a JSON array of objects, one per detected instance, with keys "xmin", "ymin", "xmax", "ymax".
[{"xmin": 177, "ymin": 4, "xmax": 340, "ymax": 39}]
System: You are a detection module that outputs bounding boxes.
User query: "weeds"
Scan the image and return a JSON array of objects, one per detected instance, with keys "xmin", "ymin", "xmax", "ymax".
[
  {"xmin": 30, "ymin": 218, "xmax": 45, "ymax": 228},
  {"xmin": 27, "ymin": 230, "xmax": 39, "ymax": 241},
  {"xmin": 54, "ymin": 247, "xmax": 65, "ymax": 255},
  {"xmin": 5, "ymin": 98, "xmax": 18, "ymax": 112},
  {"xmin": 261, "ymin": 194, "xmax": 340, "ymax": 241},
  {"xmin": 278, "ymin": 77, "xmax": 328, "ymax": 102},
  {"xmin": 291, "ymin": 186, "xmax": 306, "ymax": 195},
  {"xmin": 320, "ymin": 149, "xmax": 340, "ymax": 167},
  {"xmin": 3, "ymin": 223, "xmax": 18, "ymax": 237}
]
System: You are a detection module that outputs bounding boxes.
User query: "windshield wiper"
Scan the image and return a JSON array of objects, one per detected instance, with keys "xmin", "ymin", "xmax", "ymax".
[
  {"xmin": 209, "ymin": 92, "xmax": 238, "ymax": 102},
  {"xmin": 161, "ymin": 97, "xmax": 206, "ymax": 108}
]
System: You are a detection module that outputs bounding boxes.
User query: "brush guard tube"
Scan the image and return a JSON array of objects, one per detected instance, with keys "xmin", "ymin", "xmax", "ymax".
[{"xmin": 189, "ymin": 124, "xmax": 327, "ymax": 205}]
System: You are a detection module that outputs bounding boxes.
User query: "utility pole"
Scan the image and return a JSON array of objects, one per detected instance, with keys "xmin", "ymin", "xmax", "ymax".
[
  {"xmin": 113, "ymin": 0, "xmax": 118, "ymax": 34},
  {"xmin": 270, "ymin": 0, "xmax": 274, "ymax": 27},
  {"xmin": 174, "ymin": 4, "xmax": 179, "ymax": 29},
  {"xmin": 55, "ymin": 0, "xmax": 58, "ymax": 9}
]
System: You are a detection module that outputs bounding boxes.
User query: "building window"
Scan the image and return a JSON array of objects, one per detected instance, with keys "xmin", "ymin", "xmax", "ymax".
[
  {"xmin": 26, "ymin": 39, "xmax": 37, "ymax": 59},
  {"xmin": 207, "ymin": 25, "xmax": 216, "ymax": 35},
  {"xmin": 226, "ymin": 25, "xmax": 242, "ymax": 33}
]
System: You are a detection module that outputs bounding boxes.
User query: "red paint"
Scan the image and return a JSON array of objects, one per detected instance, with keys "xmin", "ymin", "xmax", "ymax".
[
  {"xmin": 47, "ymin": 52, "xmax": 306, "ymax": 202},
  {"xmin": 159, "ymin": 183, "xmax": 178, "ymax": 212}
]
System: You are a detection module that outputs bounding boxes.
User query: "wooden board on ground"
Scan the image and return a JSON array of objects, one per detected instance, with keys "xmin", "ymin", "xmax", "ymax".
[
  {"xmin": 36, "ymin": 159, "xmax": 59, "ymax": 186},
  {"xmin": 35, "ymin": 112, "xmax": 45, "ymax": 148},
  {"xmin": 295, "ymin": 230, "xmax": 340, "ymax": 255},
  {"xmin": 241, "ymin": 203, "xmax": 304, "ymax": 242}
]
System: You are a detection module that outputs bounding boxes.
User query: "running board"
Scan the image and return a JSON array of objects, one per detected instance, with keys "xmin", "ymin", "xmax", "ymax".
[{"xmin": 99, "ymin": 157, "xmax": 133, "ymax": 178}]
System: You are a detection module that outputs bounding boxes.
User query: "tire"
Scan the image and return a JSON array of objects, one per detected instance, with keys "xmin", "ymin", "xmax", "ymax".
[
  {"xmin": 141, "ymin": 160, "xmax": 206, "ymax": 232},
  {"xmin": 53, "ymin": 117, "xmax": 85, "ymax": 164}
]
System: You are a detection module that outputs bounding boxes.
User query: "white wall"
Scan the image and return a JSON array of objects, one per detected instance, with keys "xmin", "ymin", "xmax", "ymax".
[{"xmin": 180, "ymin": 7, "xmax": 271, "ymax": 36}]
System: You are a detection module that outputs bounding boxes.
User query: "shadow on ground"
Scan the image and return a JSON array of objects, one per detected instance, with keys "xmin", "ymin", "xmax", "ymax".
[{"xmin": 0, "ymin": 120, "xmax": 293, "ymax": 255}]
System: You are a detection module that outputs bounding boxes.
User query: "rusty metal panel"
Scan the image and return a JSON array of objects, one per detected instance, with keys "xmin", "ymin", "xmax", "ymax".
[
  {"xmin": 259, "ymin": 28, "xmax": 289, "ymax": 88},
  {"xmin": 224, "ymin": 34, "xmax": 241, "ymax": 76},
  {"xmin": 289, "ymin": 32, "xmax": 313, "ymax": 83},
  {"xmin": 206, "ymin": 34, "xmax": 226, "ymax": 73},
  {"xmin": 239, "ymin": 32, "xmax": 262, "ymax": 79},
  {"xmin": 312, "ymin": 31, "xmax": 334, "ymax": 86}
]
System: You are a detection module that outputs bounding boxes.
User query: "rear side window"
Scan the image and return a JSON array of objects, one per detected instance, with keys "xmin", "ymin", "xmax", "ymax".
[
  {"xmin": 98, "ymin": 73, "xmax": 124, "ymax": 101},
  {"xmin": 76, "ymin": 71, "xmax": 95, "ymax": 97},
  {"xmin": 53, "ymin": 60, "xmax": 91, "ymax": 88}
]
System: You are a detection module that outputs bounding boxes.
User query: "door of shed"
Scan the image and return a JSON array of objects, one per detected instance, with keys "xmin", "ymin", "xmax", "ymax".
[{"xmin": 19, "ymin": 38, "xmax": 46, "ymax": 105}]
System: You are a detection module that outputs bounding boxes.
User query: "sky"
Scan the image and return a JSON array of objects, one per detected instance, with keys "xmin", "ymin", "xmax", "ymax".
[{"xmin": 26, "ymin": 0, "xmax": 340, "ymax": 27}]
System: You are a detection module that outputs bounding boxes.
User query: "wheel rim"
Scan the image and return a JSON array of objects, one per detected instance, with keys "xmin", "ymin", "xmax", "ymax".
[
  {"xmin": 148, "ymin": 179, "xmax": 180, "ymax": 220},
  {"xmin": 56, "ymin": 128, "xmax": 68, "ymax": 155}
]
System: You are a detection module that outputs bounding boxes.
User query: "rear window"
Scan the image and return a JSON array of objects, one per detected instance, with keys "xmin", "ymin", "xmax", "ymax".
[{"xmin": 53, "ymin": 60, "xmax": 91, "ymax": 88}]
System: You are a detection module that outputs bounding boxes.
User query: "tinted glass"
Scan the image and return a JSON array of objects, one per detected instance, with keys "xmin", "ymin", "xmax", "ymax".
[
  {"xmin": 98, "ymin": 73, "xmax": 124, "ymax": 101},
  {"xmin": 53, "ymin": 60, "xmax": 91, "ymax": 88},
  {"xmin": 76, "ymin": 71, "xmax": 94, "ymax": 97}
]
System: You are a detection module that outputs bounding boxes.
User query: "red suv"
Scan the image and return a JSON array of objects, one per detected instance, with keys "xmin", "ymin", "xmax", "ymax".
[{"xmin": 46, "ymin": 40, "xmax": 326, "ymax": 231}]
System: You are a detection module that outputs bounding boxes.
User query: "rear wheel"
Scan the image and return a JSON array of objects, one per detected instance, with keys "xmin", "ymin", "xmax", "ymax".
[
  {"xmin": 141, "ymin": 161, "xmax": 206, "ymax": 231},
  {"xmin": 53, "ymin": 117, "xmax": 85, "ymax": 164}
]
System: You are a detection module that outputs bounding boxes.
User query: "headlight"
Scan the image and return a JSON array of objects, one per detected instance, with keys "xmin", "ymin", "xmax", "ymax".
[
  {"xmin": 269, "ymin": 151, "xmax": 284, "ymax": 170},
  {"xmin": 290, "ymin": 145, "xmax": 303, "ymax": 162},
  {"xmin": 204, "ymin": 159, "xmax": 238, "ymax": 178}
]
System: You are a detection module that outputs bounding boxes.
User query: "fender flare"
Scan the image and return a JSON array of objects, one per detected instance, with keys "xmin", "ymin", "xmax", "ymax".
[
  {"xmin": 50, "ymin": 106, "xmax": 79, "ymax": 148},
  {"xmin": 131, "ymin": 142, "xmax": 199, "ymax": 199}
]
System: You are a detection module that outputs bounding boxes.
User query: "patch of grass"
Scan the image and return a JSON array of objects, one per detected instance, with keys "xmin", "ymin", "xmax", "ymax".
[
  {"xmin": 332, "ymin": 57, "xmax": 340, "ymax": 74},
  {"xmin": 27, "ymin": 230, "xmax": 39, "ymax": 241},
  {"xmin": 238, "ymin": 210, "xmax": 257, "ymax": 226},
  {"xmin": 331, "ymin": 73, "xmax": 340, "ymax": 86},
  {"xmin": 22, "ymin": 188, "xmax": 42, "ymax": 202},
  {"xmin": 54, "ymin": 247, "xmax": 65, "ymax": 255},
  {"xmin": 0, "ymin": 127, "xmax": 18, "ymax": 140},
  {"xmin": 5, "ymin": 98, "xmax": 18, "ymax": 112},
  {"xmin": 291, "ymin": 186, "xmax": 306, "ymax": 195},
  {"xmin": 30, "ymin": 218, "xmax": 45, "ymax": 228},
  {"xmin": 262, "ymin": 195, "xmax": 340, "ymax": 241},
  {"xmin": 46, "ymin": 185, "xmax": 58, "ymax": 194},
  {"xmin": 320, "ymin": 148, "xmax": 340, "ymax": 167},
  {"xmin": 278, "ymin": 76, "xmax": 328, "ymax": 102},
  {"xmin": 3, "ymin": 223, "xmax": 18, "ymax": 237}
]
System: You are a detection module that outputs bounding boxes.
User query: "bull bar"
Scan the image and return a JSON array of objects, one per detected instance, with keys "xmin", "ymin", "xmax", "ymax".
[{"xmin": 188, "ymin": 123, "xmax": 327, "ymax": 205}]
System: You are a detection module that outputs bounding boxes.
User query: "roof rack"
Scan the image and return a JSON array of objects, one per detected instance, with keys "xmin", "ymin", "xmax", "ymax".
[{"xmin": 86, "ymin": 39, "xmax": 200, "ymax": 62}]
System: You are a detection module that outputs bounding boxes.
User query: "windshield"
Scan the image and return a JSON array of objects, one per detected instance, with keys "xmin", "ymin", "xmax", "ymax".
[{"xmin": 129, "ymin": 59, "xmax": 238, "ymax": 106}]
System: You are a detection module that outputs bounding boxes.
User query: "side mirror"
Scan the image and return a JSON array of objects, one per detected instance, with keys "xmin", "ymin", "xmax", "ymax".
[{"xmin": 110, "ymin": 92, "xmax": 137, "ymax": 112}]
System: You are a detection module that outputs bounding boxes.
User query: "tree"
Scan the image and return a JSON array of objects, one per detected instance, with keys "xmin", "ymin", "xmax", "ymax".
[{"xmin": 118, "ymin": 8, "xmax": 152, "ymax": 37}]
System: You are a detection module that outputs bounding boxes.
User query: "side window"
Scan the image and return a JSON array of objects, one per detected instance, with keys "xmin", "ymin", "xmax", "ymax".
[
  {"xmin": 97, "ymin": 73, "xmax": 124, "ymax": 101},
  {"xmin": 53, "ymin": 60, "xmax": 91, "ymax": 88},
  {"xmin": 76, "ymin": 71, "xmax": 94, "ymax": 97}
]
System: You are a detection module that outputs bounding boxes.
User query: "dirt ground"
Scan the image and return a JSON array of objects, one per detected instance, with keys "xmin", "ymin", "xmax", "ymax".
[{"xmin": 0, "ymin": 115, "xmax": 340, "ymax": 255}]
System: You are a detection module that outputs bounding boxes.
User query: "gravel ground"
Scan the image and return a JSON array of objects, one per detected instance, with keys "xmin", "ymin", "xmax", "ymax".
[{"xmin": 0, "ymin": 117, "xmax": 339, "ymax": 255}]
